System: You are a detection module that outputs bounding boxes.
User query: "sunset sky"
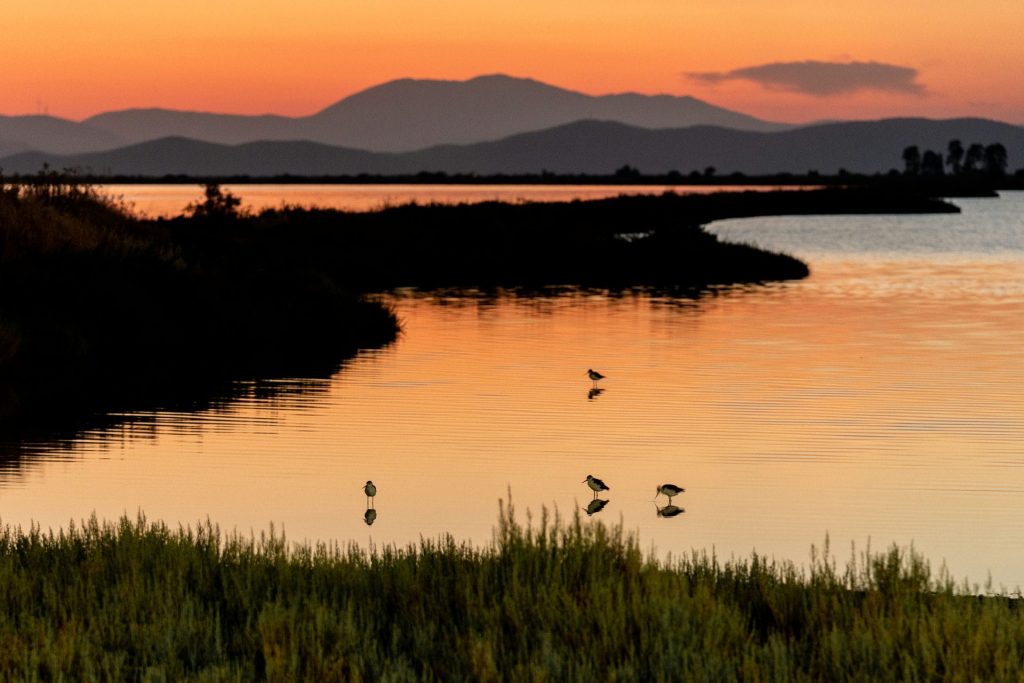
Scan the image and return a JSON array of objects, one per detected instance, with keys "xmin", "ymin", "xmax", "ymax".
[{"xmin": 4, "ymin": 0, "xmax": 1022, "ymax": 124}]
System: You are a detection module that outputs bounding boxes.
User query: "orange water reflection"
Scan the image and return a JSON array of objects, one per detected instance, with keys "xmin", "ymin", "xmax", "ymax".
[
  {"xmin": 3, "ymin": 255, "xmax": 1022, "ymax": 590},
  {"xmin": 102, "ymin": 184, "xmax": 819, "ymax": 218}
]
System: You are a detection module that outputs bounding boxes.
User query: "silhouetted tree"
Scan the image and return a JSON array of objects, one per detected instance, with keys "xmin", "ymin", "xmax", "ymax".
[
  {"xmin": 186, "ymin": 183, "xmax": 242, "ymax": 219},
  {"xmin": 703, "ymin": 166, "xmax": 716, "ymax": 178},
  {"xmin": 983, "ymin": 143, "xmax": 1008, "ymax": 175},
  {"xmin": 902, "ymin": 145, "xmax": 921, "ymax": 176},
  {"xmin": 963, "ymin": 143, "xmax": 985, "ymax": 173},
  {"xmin": 614, "ymin": 164, "xmax": 641, "ymax": 178},
  {"xmin": 921, "ymin": 150, "xmax": 945, "ymax": 176},
  {"xmin": 946, "ymin": 139, "xmax": 964, "ymax": 175}
]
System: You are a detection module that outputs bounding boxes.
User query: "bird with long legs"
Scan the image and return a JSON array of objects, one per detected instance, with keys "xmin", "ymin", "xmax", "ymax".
[
  {"xmin": 586, "ymin": 369, "xmax": 606, "ymax": 388},
  {"xmin": 656, "ymin": 483, "xmax": 685, "ymax": 504},
  {"xmin": 363, "ymin": 480, "xmax": 377, "ymax": 508},
  {"xmin": 582, "ymin": 474, "xmax": 610, "ymax": 499}
]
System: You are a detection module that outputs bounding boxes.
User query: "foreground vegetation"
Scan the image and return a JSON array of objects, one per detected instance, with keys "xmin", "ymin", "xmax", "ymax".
[{"xmin": 0, "ymin": 503, "xmax": 1019, "ymax": 680}]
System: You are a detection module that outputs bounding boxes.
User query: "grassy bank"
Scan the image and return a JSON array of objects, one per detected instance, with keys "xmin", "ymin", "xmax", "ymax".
[
  {"xmin": 0, "ymin": 178, "xmax": 399, "ymax": 430},
  {"xmin": 203, "ymin": 186, "xmax": 956, "ymax": 291},
  {"xmin": 0, "ymin": 503, "xmax": 1019, "ymax": 681}
]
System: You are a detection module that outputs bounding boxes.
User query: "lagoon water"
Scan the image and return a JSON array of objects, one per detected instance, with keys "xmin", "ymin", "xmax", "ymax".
[
  {"xmin": 102, "ymin": 182, "xmax": 810, "ymax": 218},
  {"xmin": 3, "ymin": 188, "xmax": 1023, "ymax": 590}
]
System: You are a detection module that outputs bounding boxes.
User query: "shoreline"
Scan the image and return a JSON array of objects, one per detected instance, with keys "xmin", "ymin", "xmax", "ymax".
[
  {"xmin": 1, "ymin": 184, "xmax": 957, "ymax": 438},
  {"xmin": 7, "ymin": 172, "xmax": 1014, "ymax": 196}
]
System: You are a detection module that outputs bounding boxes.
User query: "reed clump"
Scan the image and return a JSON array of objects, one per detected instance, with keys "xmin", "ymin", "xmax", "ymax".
[{"xmin": 0, "ymin": 502, "xmax": 1019, "ymax": 681}]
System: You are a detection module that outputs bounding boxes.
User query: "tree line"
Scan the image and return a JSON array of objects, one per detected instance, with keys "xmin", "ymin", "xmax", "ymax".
[{"xmin": 902, "ymin": 140, "xmax": 1008, "ymax": 177}]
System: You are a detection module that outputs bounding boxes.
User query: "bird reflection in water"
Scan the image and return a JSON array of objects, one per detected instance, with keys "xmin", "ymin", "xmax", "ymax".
[
  {"xmin": 655, "ymin": 504, "xmax": 685, "ymax": 518},
  {"xmin": 584, "ymin": 498, "xmax": 610, "ymax": 516},
  {"xmin": 363, "ymin": 480, "xmax": 378, "ymax": 525},
  {"xmin": 587, "ymin": 387, "xmax": 605, "ymax": 400}
]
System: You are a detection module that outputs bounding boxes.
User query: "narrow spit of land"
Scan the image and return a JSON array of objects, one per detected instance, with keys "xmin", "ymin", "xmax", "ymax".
[
  {"xmin": 0, "ymin": 180, "xmax": 957, "ymax": 433},
  {"xmin": 0, "ymin": 504, "xmax": 1019, "ymax": 680}
]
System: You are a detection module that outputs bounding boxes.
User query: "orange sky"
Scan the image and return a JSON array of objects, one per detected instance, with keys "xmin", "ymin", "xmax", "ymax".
[{"xmin": 3, "ymin": 0, "xmax": 1022, "ymax": 123}]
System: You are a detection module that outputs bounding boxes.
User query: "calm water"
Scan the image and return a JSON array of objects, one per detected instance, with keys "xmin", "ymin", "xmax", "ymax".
[
  {"xmin": 4, "ymin": 190, "xmax": 1023, "ymax": 590},
  {"xmin": 102, "ymin": 183, "xmax": 814, "ymax": 217}
]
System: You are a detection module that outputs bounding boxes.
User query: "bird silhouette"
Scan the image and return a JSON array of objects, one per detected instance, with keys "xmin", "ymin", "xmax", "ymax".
[
  {"xmin": 656, "ymin": 483, "xmax": 685, "ymax": 504},
  {"xmin": 656, "ymin": 504, "xmax": 685, "ymax": 518},
  {"xmin": 583, "ymin": 474, "xmax": 610, "ymax": 498}
]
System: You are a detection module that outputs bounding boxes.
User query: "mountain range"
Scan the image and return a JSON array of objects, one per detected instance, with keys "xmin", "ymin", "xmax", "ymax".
[
  {"xmin": 1, "ymin": 75, "xmax": 1021, "ymax": 176},
  {"xmin": 0, "ymin": 74, "xmax": 785, "ymax": 157}
]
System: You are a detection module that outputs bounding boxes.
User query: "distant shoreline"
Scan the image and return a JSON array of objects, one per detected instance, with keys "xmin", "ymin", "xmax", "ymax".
[
  {"xmin": 0, "ymin": 185, "xmax": 960, "ymax": 438},
  {"xmin": 7, "ymin": 172, "xmax": 1015, "ymax": 199}
]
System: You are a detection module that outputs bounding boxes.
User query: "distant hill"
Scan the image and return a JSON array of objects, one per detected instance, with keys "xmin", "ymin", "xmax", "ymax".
[
  {"xmin": 1, "ymin": 74, "xmax": 785, "ymax": 156},
  {"xmin": 0, "ymin": 115, "xmax": 126, "ymax": 157},
  {"xmin": 290, "ymin": 74, "xmax": 789, "ymax": 151},
  {"xmin": 396, "ymin": 117, "xmax": 1024, "ymax": 175},
  {"xmin": 0, "ymin": 137, "xmax": 385, "ymax": 177},
  {"xmin": 3, "ymin": 117, "xmax": 1022, "ymax": 177}
]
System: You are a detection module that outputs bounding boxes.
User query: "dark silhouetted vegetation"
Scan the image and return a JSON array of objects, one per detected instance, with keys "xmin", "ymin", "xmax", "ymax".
[
  {"xmin": 0, "ymin": 173, "xmax": 399, "ymax": 431},
  {"xmin": 217, "ymin": 187, "xmax": 958, "ymax": 293},
  {"xmin": 904, "ymin": 140, "xmax": 1010, "ymax": 177},
  {"xmin": 0, "ymin": 502, "xmax": 1020, "ymax": 680},
  {"xmin": 185, "ymin": 182, "xmax": 244, "ymax": 219},
  {"xmin": 1, "ymin": 175, "xmax": 960, "ymax": 432}
]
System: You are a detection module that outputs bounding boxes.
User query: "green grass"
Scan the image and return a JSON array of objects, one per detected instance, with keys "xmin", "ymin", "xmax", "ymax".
[{"xmin": 0, "ymin": 500, "xmax": 1019, "ymax": 681}]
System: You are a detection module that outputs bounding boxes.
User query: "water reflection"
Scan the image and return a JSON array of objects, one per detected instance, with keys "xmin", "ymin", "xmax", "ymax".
[
  {"xmin": 364, "ymin": 508, "xmax": 378, "ymax": 526},
  {"xmin": 656, "ymin": 504, "xmax": 685, "ymax": 518},
  {"xmin": 587, "ymin": 387, "xmax": 605, "ymax": 400},
  {"xmin": 584, "ymin": 498, "xmax": 610, "ymax": 516},
  {"xmin": 4, "ymin": 193, "xmax": 1024, "ymax": 589},
  {"xmin": 2, "ymin": 373, "xmax": 352, "ymax": 477},
  {"xmin": 105, "ymin": 183, "xmax": 811, "ymax": 219}
]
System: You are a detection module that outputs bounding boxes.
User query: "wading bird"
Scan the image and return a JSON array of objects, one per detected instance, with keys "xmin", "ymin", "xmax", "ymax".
[
  {"xmin": 656, "ymin": 483, "xmax": 685, "ymax": 503},
  {"xmin": 586, "ymin": 369, "xmax": 606, "ymax": 387},
  {"xmin": 363, "ymin": 480, "xmax": 377, "ymax": 507},
  {"xmin": 583, "ymin": 474, "xmax": 610, "ymax": 498}
]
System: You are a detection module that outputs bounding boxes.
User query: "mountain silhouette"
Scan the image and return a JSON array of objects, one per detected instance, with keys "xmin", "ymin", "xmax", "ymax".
[
  {"xmin": 0, "ymin": 114, "xmax": 125, "ymax": 157},
  {"xmin": 3, "ymin": 117, "xmax": 1021, "ymax": 176},
  {"xmin": 294, "ymin": 74, "xmax": 789, "ymax": 150},
  {"xmin": 2, "ymin": 74, "xmax": 787, "ymax": 156}
]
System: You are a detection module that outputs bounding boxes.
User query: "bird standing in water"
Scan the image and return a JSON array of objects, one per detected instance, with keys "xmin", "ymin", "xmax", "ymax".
[
  {"xmin": 586, "ymin": 369, "xmax": 606, "ymax": 387},
  {"xmin": 656, "ymin": 483, "xmax": 685, "ymax": 503},
  {"xmin": 583, "ymin": 474, "xmax": 610, "ymax": 498},
  {"xmin": 364, "ymin": 480, "xmax": 377, "ymax": 508}
]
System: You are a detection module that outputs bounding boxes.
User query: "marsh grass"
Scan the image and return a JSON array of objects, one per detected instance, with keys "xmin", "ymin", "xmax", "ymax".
[{"xmin": 0, "ymin": 500, "xmax": 1019, "ymax": 681}]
